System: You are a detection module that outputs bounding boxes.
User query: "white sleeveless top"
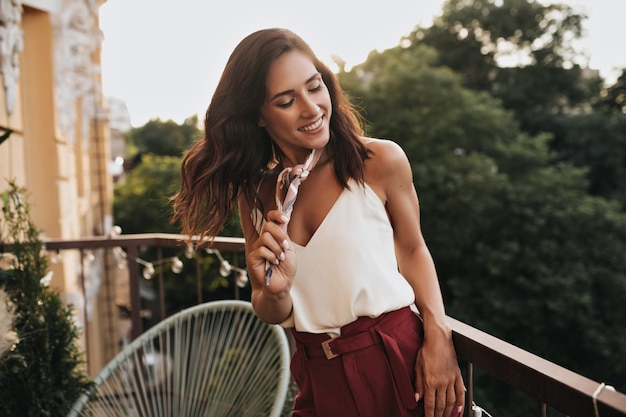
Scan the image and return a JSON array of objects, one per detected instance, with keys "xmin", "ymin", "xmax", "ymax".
[{"xmin": 254, "ymin": 180, "xmax": 415, "ymax": 337}]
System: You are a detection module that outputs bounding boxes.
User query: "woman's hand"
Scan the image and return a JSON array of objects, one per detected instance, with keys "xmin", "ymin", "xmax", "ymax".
[
  {"xmin": 415, "ymin": 333, "xmax": 465, "ymax": 417},
  {"xmin": 247, "ymin": 209, "xmax": 296, "ymax": 295}
]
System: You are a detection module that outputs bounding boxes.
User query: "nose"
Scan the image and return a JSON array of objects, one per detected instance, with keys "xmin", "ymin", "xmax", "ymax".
[{"xmin": 300, "ymin": 95, "xmax": 320, "ymax": 117}]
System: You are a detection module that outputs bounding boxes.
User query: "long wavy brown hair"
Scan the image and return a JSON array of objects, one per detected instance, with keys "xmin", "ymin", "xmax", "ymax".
[{"xmin": 171, "ymin": 28, "xmax": 368, "ymax": 244}]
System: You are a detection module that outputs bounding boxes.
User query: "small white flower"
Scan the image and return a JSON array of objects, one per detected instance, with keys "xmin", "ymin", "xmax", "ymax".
[{"xmin": 40, "ymin": 271, "xmax": 53, "ymax": 287}]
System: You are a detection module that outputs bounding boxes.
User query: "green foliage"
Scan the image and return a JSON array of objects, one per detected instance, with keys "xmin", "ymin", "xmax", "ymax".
[
  {"xmin": 340, "ymin": 33, "xmax": 626, "ymax": 415},
  {"xmin": 0, "ymin": 181, "xmax": 92, "ymax": 417},
  {"xmin": 401, "ymin": 0, "xmax": 626, "ymax": 208},
  {"xmin": 547, "ymin": 112, "xmax": 626, "ymax": 204},
  {"xmin": 113, "ymin": 116, "xmax": 244, "ymax": 237},
  {"xmin": 341, "ymin": 45, "xmax": 518, "ymax": 161},
  {"xmin": 407, "ymin": 0, "xmax": 589, "ymax": 96},
  {"xmin": 595, "ymin": 69, "xmax": 626, "ymax": 114},
  {"xmin": 114, "ymin": 153, "xmax": 182, "ymax": 234},
  {"xmin": 127, "ymin": 115, "xmax": 201, "ymax": 157}
]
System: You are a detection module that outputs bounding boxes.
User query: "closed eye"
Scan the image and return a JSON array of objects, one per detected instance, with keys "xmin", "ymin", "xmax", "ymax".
[
  {"xmin": 277, "ymin": 99, "xmax": 294, "ymax": 109},
  {"xmin": 309, "ymin": 83, "xmax": 322, "ymax": 93},
  {"xmin": 272, "ymin": 75, "xmax": 324, "ymax": 108}
]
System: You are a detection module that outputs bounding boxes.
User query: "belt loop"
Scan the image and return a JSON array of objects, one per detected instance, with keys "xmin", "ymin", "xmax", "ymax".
[
  {"xmin": 299, "ymin": 344, "xmax": 310, "ymax": 360},
  {"xmin": 369, "ymin": 325, "xmax": 381, "ymax": 344}
]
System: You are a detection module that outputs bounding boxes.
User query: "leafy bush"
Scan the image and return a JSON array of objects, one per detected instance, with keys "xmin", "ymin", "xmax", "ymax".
[{"xmin": 0, "ymin": 181, "xmax": 92, "ymax": 417}]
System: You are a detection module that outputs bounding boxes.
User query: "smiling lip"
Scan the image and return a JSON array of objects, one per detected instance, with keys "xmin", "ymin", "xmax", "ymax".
[{"xmin": 298, "ymin": 116, "xmax": 323, "ymax": 132}]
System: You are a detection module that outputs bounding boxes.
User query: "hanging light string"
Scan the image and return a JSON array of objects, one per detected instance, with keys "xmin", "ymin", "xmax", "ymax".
[
  {"xmin": 205, "ymin": 248, "xmax": 248, "ymax": 288},
  {"xmin": 44, "ymin": 227, "xmax": 247, "ymax": 287},
  {"xmin": 134, "ymin": 256, "xmax": 184, "ymax": 280}
]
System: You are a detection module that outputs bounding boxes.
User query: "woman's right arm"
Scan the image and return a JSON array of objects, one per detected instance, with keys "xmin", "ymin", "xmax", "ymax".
[{"xmin": 238, "ymin": 194, "xmax": 295, "ymax": 324}]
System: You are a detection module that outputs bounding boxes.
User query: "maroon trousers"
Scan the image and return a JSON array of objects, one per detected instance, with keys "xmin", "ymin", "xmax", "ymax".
[{"xmin": 290, "ymin": 307, "xmax": 425, "ymax": 417}]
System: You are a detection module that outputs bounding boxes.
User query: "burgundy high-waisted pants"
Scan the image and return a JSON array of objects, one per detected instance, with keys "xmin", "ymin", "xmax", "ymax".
[{"xmin": 290, "ymin": 306, "xmax": 425, "ymax": 417}]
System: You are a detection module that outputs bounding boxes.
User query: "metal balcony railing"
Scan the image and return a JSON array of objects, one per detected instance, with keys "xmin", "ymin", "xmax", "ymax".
[{"xmin": 44, "ymin": 233, "xmax": 626, "ymax": 417}]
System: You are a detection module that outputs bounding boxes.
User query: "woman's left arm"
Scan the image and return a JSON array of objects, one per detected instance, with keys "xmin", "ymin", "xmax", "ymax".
[{"xmin": 365, "ymin": 139, "xmax": 465, "ymax": 417}]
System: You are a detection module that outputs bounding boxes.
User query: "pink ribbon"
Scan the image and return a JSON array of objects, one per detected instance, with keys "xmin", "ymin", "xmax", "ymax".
[{"xmin": 265, "ymin": 149, "xmax": 322, "ymax": 285}]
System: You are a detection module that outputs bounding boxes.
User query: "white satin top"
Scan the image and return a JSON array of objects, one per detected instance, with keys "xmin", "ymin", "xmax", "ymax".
[{"xmin": 254, "ymin": 180, "xmax": 415, "ymax": 337}]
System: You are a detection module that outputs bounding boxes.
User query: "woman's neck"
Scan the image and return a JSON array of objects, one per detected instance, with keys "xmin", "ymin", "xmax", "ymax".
[{"xmin": 281, "ymin": 147, "xmax": 329, "ymax": 169}]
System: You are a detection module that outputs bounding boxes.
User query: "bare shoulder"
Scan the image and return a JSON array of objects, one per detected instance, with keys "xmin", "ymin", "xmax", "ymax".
[
  {"xmin": 362, "ymin": 137, "xmax": 411, "ymax": 179},
  {"xmin": 361, "ymin": 137, "xmax": 413, "ymax": 202}
]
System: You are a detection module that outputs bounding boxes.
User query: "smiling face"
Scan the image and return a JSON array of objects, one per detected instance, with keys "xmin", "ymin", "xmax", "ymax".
[{"xmin": 258, "ymin": 50, "xmax": 332, "ymax": 165}]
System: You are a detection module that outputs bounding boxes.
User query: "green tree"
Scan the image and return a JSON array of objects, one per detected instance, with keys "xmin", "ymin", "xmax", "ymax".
[
  {"xmin": 114, "ymin": 153, "xmax": 182, "ymax": 234},
  {"xmin": 340, "ymin": 42, "xmax": 626, "ymax": 415},
  {"xmin": 0, "ymin": 182, "xmax": 92, "ymax": 416},
  {"xmin": 114, "ymin": 152, "xmax": 242, "ymax": 238},
  {"xmin": 402, "ymin": 0, "xmax": 626, "ymax": 207},
  {"xmin": 545, "ymin": 112, "xmax": 626, "ymax": 204},
  {"xmin": 114, "ymin": 114, "xmax": 242, "ymax": 238},
  {"xmin": 406, "ymin": 0, "xmax": 595, "ymax": 118},
  {"xmin": 127, "ymin": 115, "xmax": 201, "ymax": 157},
  {"xmin": 595, "ymin": 69, "xmax": 626, "ymax": 115}
]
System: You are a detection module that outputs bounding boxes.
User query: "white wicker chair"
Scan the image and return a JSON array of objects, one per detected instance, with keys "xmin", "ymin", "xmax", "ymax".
[{"xmin": 67, "ymin": 300, "xmax": 292, "ymax": 417}]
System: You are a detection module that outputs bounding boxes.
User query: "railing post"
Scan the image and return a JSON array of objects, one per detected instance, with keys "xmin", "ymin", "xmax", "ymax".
[
  {"xmin": 467, "ymin": 362, "xmax": 474, "ymax": 417},
  {"xmin": 126, "ymin": 245, "xmax": 142, "ymax": 339},
  {"xmin": 78, "ymin": 249, "xmax": 90, "ymax": 371},
  {"xmin": 196, "ymin": 255, "xmax": 202, "ymax": 305},
  {"xmin": 157, "ymin": 247, "xmax": 165, "ymax": 321},
  {"xmin": 233, "ymin": 252, "xmax": 240, "ymax": 300}
]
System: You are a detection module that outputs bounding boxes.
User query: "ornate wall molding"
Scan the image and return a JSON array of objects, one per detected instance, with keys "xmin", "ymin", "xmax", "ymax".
[
  {"xmin": 0, "ymin": 0, "xmax": 24, "ymax": 115},
  {"xmin": 53, "ymin": 0, "xmax": 103, "ymax": 145},
  {"xmin": 22, "ymin": 0, "xmax": 60, "ymax": 13}
]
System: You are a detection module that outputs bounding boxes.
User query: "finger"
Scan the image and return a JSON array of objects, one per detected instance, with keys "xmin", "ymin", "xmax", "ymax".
[
  {"xmin": 414, "ymin": 383, "xmax": 423, "ymax": 404},
  {"xmin": 414, "ymin": 356, "xmax": 424, "ymax": 403},
  {"xmin": 261, "ymin": 216, "xmax": 290, "ymax": 243},
  {"xmin": 248, "ymin": 247, "xmax": 287, "ymax": 291},
  {"xmin": 423, "ymin": 389, "xmax": 436, "ymax": 417},
  {"xmin": 443, "ymin": 384, "xmax": 455, "ymax": 417},
  {"xmin": 435, "ymin": 389, "xmax": 447, "ymax": 417},
  {"xmin": 454, "ymin": 375, "xmax": 466, "ymax": 416},
  {"xmin": 266, "ymin": 209, "xmax": 289, "ymax": 226},
  {"xmin": 247, "ymin": 232, "xmax": 281, "ymax": 271},
  {"xmin": 259, "ymin": 240, "xmax": 284, "ymax": 265},
  {"xmin": 262, "ymin": 224, "xmax": 290, "ymax": 255}
]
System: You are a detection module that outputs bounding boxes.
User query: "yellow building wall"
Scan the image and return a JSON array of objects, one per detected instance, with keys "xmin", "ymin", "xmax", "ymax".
[{"xmin": 0, "ymin": 2, "xmax": 115, "ymax": 376}]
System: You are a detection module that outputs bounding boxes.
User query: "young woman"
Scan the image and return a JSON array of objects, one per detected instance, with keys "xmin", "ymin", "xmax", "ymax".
[{"xmin": 172, "ymin": 28, "xmax": 464, "ymax": 417}]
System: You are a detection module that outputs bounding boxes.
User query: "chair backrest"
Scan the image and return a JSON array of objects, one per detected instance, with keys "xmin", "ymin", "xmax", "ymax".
[{"xmin": 67, "ymin": 300, "xmax": 292, "ymax": 417}]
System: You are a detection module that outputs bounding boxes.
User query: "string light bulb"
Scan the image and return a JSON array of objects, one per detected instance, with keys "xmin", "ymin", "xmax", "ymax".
[
  {"xmin": 206, "ymin": 248, "xmax": 234, "ymax": 277},
  {"xmin": 234, "ymin": 268, "xmax": 248, "ymax": 288},
  {"xmin": 171, "ymin": 256, "xmax": 183, "ymax": 274},
  {"xmin": 142, "ymin": 263, "xmax": 155, "ymax": 280},
  {"xmin": 109, "ymin": 225, "xmax": 122, "ymax": 237},
  {"xmin": 219, "ymin": 260, "xmax": 232, "ymax": 277}
]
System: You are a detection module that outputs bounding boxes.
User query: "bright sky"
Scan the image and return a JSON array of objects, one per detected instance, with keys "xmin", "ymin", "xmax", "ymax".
[{"xmin": 99, "ymin": 0, "xmax": 625, "ymax": 128}]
